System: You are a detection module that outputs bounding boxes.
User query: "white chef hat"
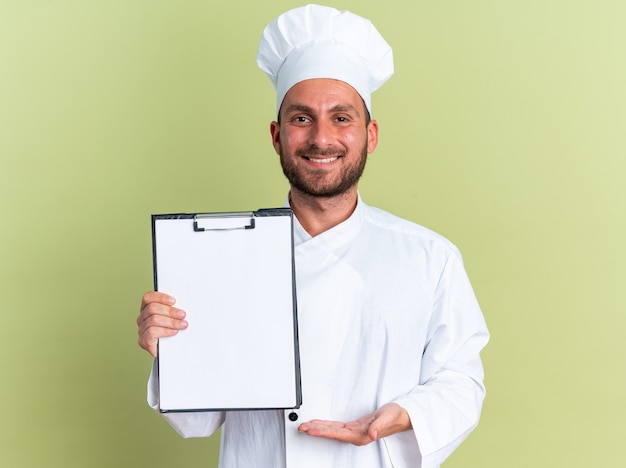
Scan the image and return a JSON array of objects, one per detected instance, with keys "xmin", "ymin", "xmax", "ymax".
[{"xmin": 256, "ymin": 4, "xmax": 394, "ymax": 117}]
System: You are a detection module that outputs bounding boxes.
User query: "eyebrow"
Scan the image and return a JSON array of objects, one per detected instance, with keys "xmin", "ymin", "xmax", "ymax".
[
  {"xmin": 330, "ymin": 104, "xmax": 361, "ymax": 116},
  {"xmin": 283, "ymin": 104, "xmax": 314, "ymax": 115}
]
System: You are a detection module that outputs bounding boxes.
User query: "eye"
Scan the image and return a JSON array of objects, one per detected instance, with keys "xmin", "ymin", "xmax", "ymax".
[
  {"xmin": 334, "ymin": 115, "xmax": 353, "ymax": 125},
  {"xmin": 290, "ymin": 115, "xmax": 310, "ymax": 124}
]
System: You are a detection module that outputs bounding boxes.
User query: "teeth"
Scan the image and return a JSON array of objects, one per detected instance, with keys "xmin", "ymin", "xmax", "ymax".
[{"xmin": 307, "ymin": 157, "xmax": 338, "ymax": 163}]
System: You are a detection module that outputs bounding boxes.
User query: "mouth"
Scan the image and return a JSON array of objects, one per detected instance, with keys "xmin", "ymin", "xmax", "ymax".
[{"xmin": 304, "ymin": 156, "xmax": 340, "ymax": 164}]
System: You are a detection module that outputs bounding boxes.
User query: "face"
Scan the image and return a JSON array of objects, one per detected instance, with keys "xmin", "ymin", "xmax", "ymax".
[{"xmin": 270, "ymin": 79, "xmax": 378, "ymax": 199}]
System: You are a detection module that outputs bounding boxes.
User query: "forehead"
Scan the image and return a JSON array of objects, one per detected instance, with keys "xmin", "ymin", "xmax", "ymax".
[{"xmin": 281, "ymin": 78, "xmax": 365, "ymax": 114}]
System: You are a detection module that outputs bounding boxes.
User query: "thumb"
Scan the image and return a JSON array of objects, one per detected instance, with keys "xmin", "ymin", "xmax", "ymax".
[
  {"xmin": 367, "ymin": 404, "xmax": 403, "ymax": 441},
  {"xmin": 368, "ymin": 414, "xmax": 386, "ymax": 441}
]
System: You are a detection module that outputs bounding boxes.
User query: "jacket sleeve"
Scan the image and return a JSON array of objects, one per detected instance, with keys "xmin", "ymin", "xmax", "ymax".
[
  {"xmin": 390, "ymin": 248, "xmax": 489, "ymax": 467},
  {"xmin": 147, "ymin": 359, "xmax": 226, "ymax": 438}
]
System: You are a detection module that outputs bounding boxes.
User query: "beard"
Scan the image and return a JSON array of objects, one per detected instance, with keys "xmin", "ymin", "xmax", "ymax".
[{"xmin": 279, "ymin": 142, "xmax": 368, "ymax": 198}]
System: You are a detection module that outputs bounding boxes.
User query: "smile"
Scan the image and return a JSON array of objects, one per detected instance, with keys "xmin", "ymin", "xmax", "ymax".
[{"xmin": 305, "ymin": 156, "xmax": 339, "ymax": 164}]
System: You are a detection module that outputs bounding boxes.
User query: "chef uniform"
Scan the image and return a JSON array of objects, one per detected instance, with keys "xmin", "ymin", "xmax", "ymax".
[{"xmin": 146, "ymin": 5, "xmax": 489, "ymax": 468}]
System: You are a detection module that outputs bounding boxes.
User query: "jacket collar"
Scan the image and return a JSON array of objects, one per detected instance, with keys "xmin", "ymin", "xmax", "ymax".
[{"xmin": 287, "ymin": 193, "xmax": 365, "ymax": 250}]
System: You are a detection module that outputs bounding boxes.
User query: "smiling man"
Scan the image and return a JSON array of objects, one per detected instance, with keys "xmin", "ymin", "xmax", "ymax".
[
  {"xmin": 137, "ymin": 5, "xmax": 489, "ymax": 468},
  {"xmin": 274, "ymin": 79, "xmax": 373, "ymax": 198},
  {"xmin": 271, "ymin": 78, "xmax": 377, "ymax": 235}
]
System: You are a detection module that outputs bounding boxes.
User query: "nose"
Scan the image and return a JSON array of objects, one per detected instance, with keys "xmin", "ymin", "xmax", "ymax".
[{"xmin": 309, "ymin": 120, "xmax": 334, "ymax": 147}]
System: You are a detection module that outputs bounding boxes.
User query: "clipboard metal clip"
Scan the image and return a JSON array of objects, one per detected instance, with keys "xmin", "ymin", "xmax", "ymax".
[{"xmin": 193, "ymin": 213, "xmax": 256, "ymax": 232}]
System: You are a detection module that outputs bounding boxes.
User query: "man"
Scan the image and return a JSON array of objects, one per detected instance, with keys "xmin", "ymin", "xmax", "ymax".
[{"xmin": 137, "ymin": 5, "xmax": 489, "ymax": 467}]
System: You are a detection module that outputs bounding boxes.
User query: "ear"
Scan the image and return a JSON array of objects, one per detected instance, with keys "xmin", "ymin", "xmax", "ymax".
[
  {"xmin": 366, "ymin": 119, "xmax": 379, "ymax": 154},
  {"xmin": 270, "ymin": 121, "xmax": 281, "ymax": 155}
]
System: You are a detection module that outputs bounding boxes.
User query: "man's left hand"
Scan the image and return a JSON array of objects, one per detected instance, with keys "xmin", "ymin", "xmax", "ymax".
[{"xmin": 297, "ymin": 403, "xmax": 412, "ymax": 446}]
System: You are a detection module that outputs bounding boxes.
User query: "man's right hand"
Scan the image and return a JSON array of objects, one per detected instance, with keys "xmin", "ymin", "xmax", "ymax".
[{"xmin": 137, "ymin": 291, "xmax": 188, "ymax": 358}]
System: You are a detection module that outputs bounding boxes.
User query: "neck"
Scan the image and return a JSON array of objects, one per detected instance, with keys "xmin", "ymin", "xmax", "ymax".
[{"xmin": 288, "ymin": 187, "xmax": 358, "ymax": 237}]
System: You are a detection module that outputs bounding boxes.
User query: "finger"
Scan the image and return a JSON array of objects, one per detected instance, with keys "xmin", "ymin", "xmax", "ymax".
[
  {"xmin": 137, "ymin": 291, "xmax": 178, "ymax": 327},
  {"xmin": 138, "ymin": 320, "xmax": 180, "ymax": 357},
  {"xmin": 138, "ymin": 300, "xmax": 186, "ymax": 327},
  {"xmin": 140, "ymin": 291, "xmax": 175, "ymax": 309},
  {"xmin": 368, "ymin": 424, "xmax": 379, "ymax": 442},
  {"xmin": 368, "ymin": 404, "xmax": 411, "ymax": 440},
  {"xmin": 138, "ymin": 325, "xmax": 180, "ymax": 357},
  {"xmin": 137, "ymin": 310, "xmax": 188, "ymax": 357},
  {"xmin": 367, "ymin": 412, "xmax": 389, "ymax": 440},
  {"xmin": 136, "ymin": 292, "xmax": 184, "ymax": 358},
  {"xmin": 306, "ymin": 419, "xmax": 348, "ymax": 428},
  {"xmin": 137, "ymin": 310, "xmax": 188, "ymax": 337},
  {"xmin": 299, "ymin": 420, "xmax": 371, "ymax": 446},
  {"xmin": 299, "ymin": 423, "xmax": 348, "ymax": 438}
]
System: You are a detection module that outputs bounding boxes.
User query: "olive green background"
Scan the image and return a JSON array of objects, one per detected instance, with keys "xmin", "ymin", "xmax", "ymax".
[{"xmin": 1, "ymin": 1, "xmax": 624, "ymax": 466}]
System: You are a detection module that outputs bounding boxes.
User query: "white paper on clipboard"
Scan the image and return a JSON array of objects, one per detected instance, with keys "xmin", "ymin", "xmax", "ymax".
[{"xmin": 151, "ymin": 208, "xmax": 301, "ymax": 413}]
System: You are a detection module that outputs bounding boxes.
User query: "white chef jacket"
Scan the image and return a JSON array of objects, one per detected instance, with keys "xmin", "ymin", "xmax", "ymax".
[{"xmin": 147, "ymin": 196, "xmax": 489, "ymax": 468}]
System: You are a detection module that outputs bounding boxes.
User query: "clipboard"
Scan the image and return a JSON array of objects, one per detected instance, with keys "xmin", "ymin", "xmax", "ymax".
[{"xmin": 152, "ymin": 208, "xmax": 301, "ymax": 413}]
